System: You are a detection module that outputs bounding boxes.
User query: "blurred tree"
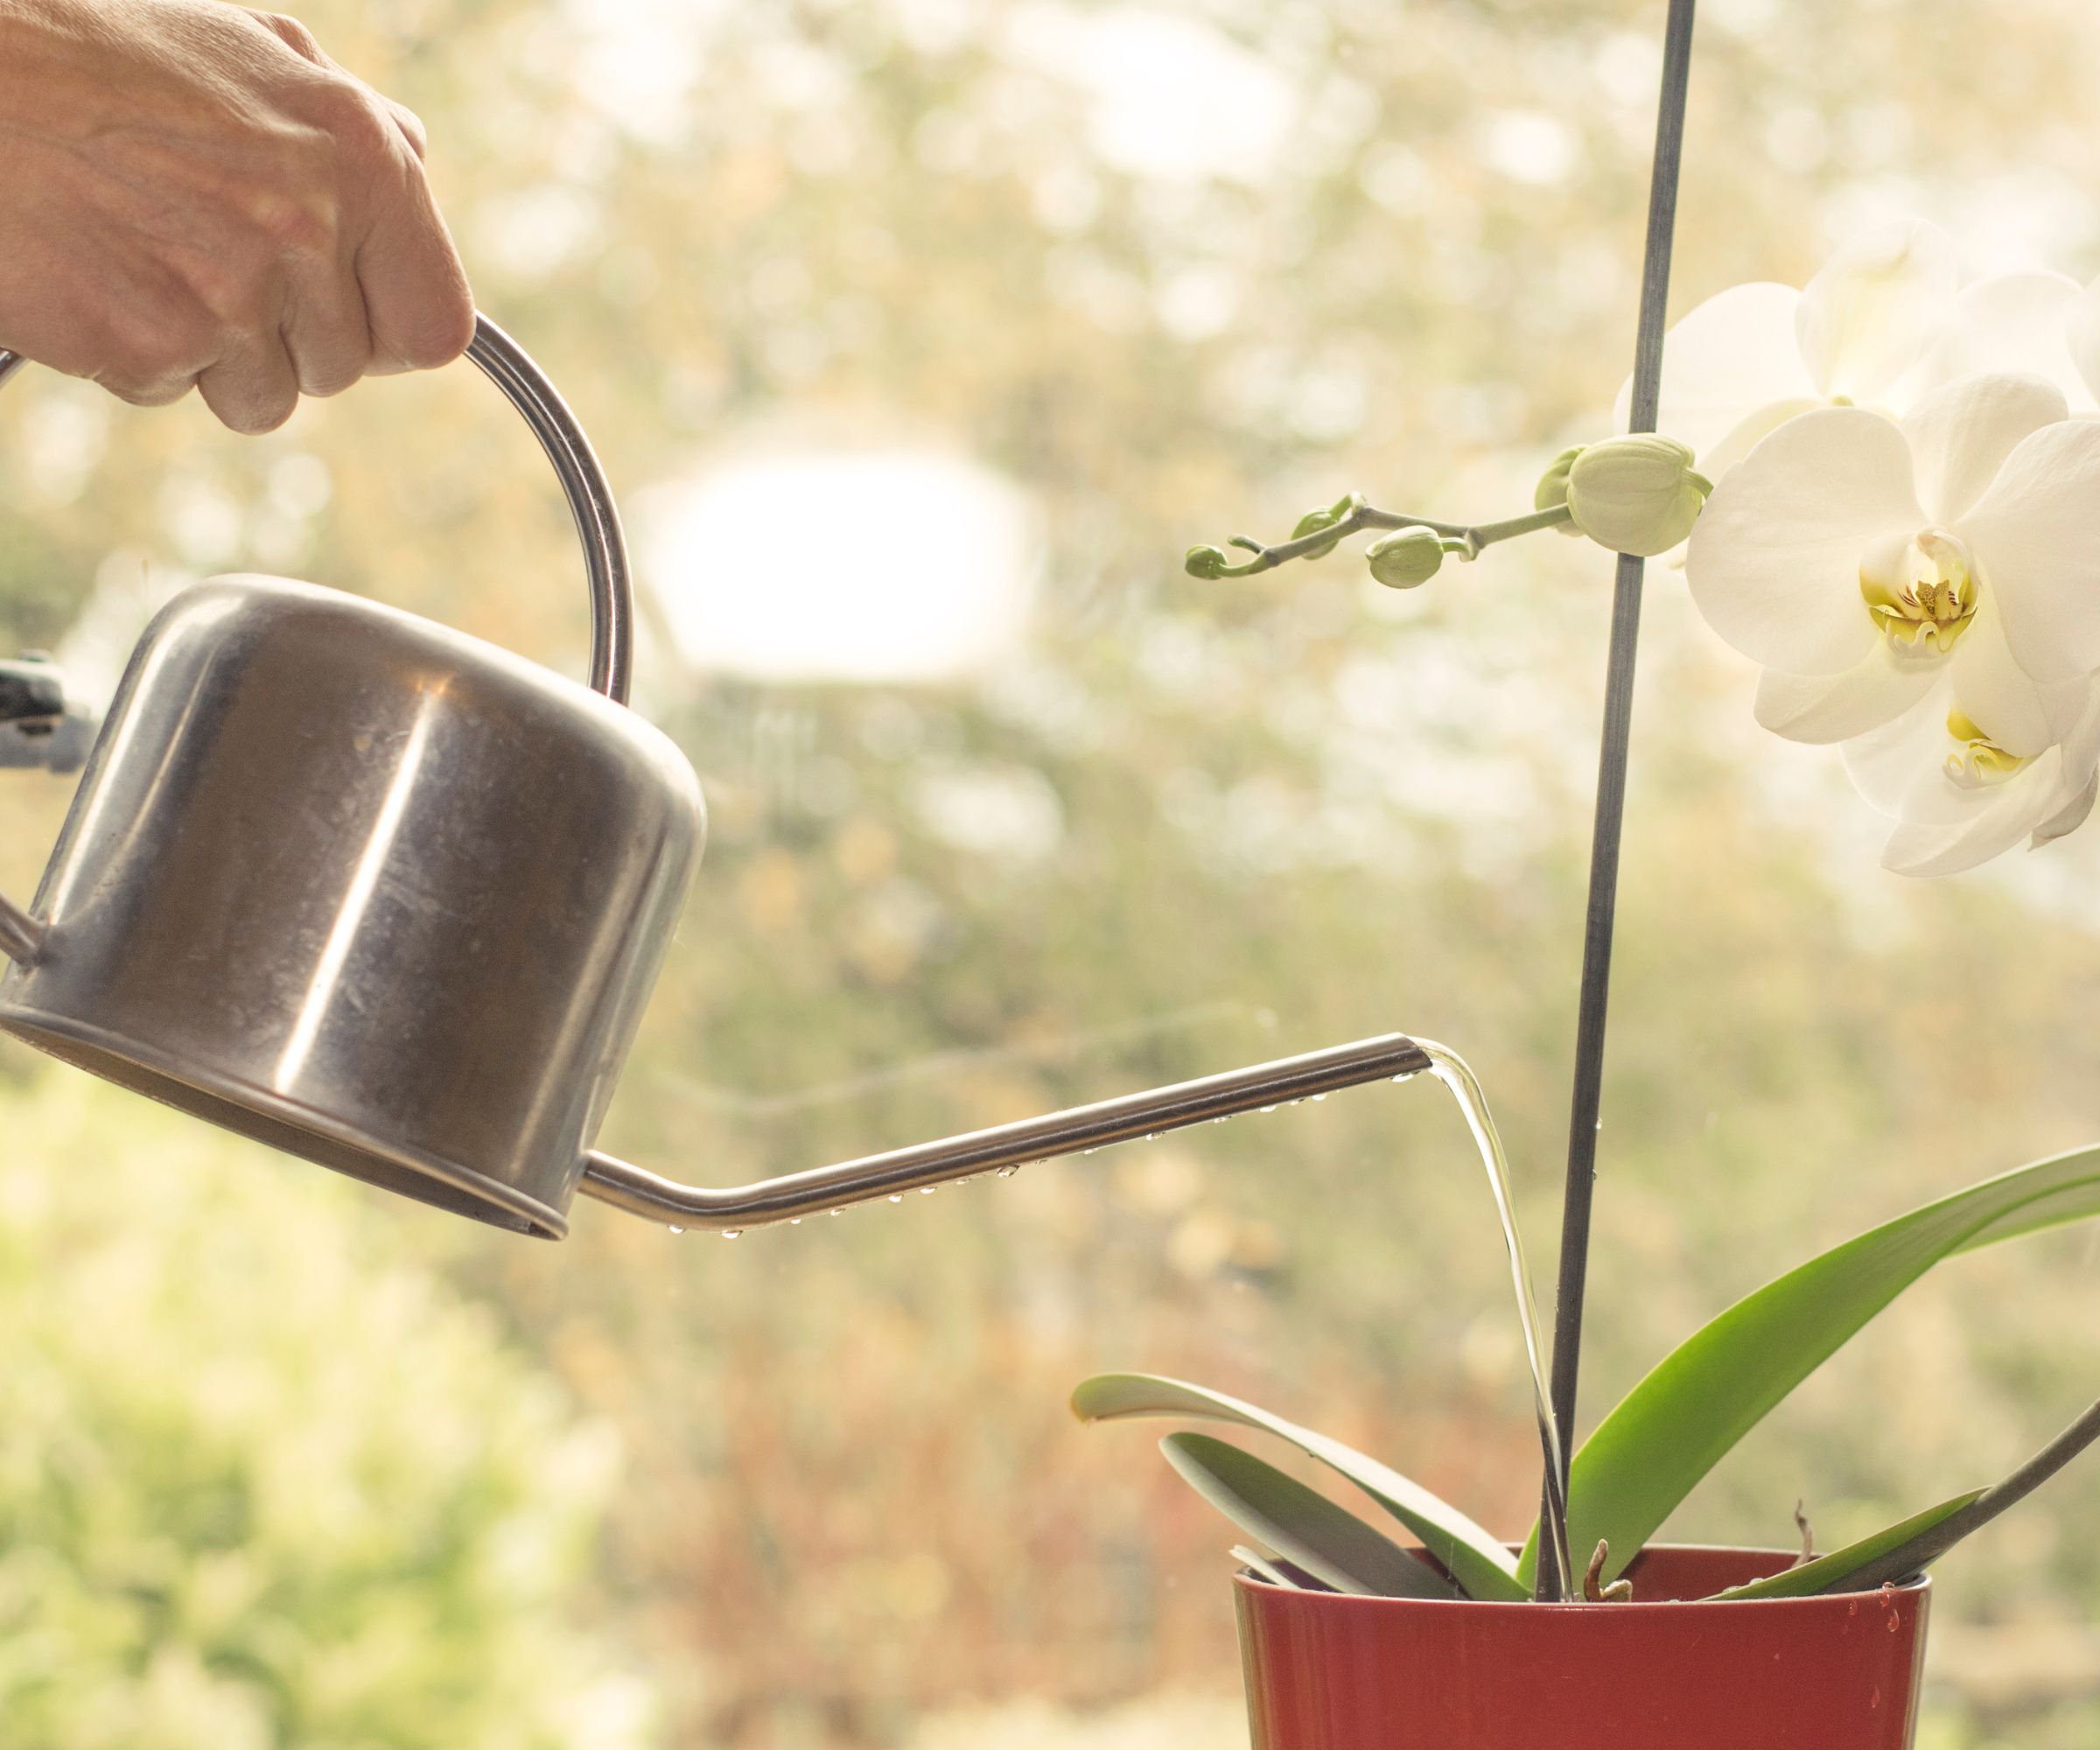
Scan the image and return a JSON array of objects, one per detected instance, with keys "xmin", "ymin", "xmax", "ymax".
[{"xmin": 0, "ymin": 1080, "xmax": 650, "ymax": 1750}]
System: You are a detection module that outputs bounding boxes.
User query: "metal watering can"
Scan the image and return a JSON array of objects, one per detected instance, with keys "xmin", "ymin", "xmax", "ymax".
[{"xmin": 0, "ymin": 318, "xmax": 1431, "ymax": 1239}]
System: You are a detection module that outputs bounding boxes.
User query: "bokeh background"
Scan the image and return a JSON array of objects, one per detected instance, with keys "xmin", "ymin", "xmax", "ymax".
[{"xmin": 4, "ymin": 0, "xmax": 2100, "ymax": 1743}]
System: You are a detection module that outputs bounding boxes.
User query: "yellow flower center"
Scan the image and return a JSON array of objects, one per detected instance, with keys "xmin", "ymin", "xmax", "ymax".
[
  {"xmin": 1943, "ymin": 709, "xmax": 2029, "ymax": 789},
  {"xmin": 1860, "ymin": 528, "xmax": 1977, "ymax": 656}
]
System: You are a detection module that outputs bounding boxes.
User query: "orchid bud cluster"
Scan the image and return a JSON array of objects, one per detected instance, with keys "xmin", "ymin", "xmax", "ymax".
[{"xmin": 1183, "ymin": 219, "xmax": 2100, "ymax": 878}]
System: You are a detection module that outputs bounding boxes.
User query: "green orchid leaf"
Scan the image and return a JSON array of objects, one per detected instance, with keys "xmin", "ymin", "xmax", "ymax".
[
  {"xmin": 1159, "ymin": 1434, "xmax": 1455, "ymax": 1599},
  {"xmin": 1713, "ymin": 1493, "xmax": 1983, "ymax": 1600},
  {"xmin": 1827, "ymin": 1396, "xmax": 2100, "ymax": 1593},
  {"xmin": 1518, "ymin": 1142, "xmax": 2100, "ymax": 1588},
  {"xmin": 1074, "ymin": 1371, "xmax": 1524, "ymax": 1601},
  {"xmin": 1228, "ymin": 1544, "xmax": 1304, "ymax": 1589}
]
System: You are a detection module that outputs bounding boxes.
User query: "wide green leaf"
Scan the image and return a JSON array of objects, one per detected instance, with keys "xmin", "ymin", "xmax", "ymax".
[
  {"xmin": 1521, "ymin": 1142, "xmax": 2100, "ymax": 1588},
  {"xmin": 1074, "ymin": 1371, "xmax": 1525, "ymax": 1600},
  {"xmin": 1712, "ymin": 1493, "xmax": 1983, "ymax": 1600},
  {"xmin": 1159, "ymin": 1434, "xmax": 1455, "ymax": 1598}
]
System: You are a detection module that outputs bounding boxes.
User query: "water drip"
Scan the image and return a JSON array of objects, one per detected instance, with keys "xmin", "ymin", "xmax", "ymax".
[{"xmin": 1418, "ymin": 1039, "xmax": 1573, "ymax": 1600}]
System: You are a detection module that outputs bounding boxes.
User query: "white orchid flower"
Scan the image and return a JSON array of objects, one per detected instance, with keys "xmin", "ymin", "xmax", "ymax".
[
  {"xmin": 1617, "ymin": 220, "xmax": 1957, "ymax": 482},
  {"xmin": 1840, "ymin": 676, "xmax": 2100, "ymax": 877},
  {"xmin": 1905, "ymin": 270, "xmax": 2096, "ymax": 412},
  {"xmin": 1686, "ymin": 372, "xmax": 2100, "ymax": 757}
]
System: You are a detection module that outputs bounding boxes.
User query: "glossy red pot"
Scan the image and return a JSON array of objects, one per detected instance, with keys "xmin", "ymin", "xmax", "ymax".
[{"xmin": 1236, "ymin": 1545, "xmax": 1929, "ymax": 1750}]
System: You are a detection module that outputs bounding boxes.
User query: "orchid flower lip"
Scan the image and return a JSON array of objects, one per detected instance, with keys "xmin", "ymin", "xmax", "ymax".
[
  {"xmin": 1859, "ymin": 526, "xmax": 1977, "ymax": 659},
  {"xmin": 1942, "ymin": 707, "xmax": 2030, "ymax": 788}
]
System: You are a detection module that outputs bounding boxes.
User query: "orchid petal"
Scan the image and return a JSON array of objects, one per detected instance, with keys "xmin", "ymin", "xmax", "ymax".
[
  {"xmin": 1962, "ymin": 418, "xmax": 2100, "ymax": 684},
  {"xmin": 1880, "ymin": 756, "xmax": 2068, "ymax": 877},
  {"xmin": 1615, "ymin": 283, "xmax": 1814, "ymax": 458},
  {"xmin": 1843, "ymin": 683, "xmax": 1968, "ymax": 823},
  {"xmin": 1899, "ymin": 373, "xmax": 2067, "ymax": 526},
  {"xmin": 2067, "ymin": 276, "xmax": 2100, "ymax": 410},
  {"xmin": 1796, "ymin": 220, "xmax": 1957, "ymax": 401},
  {"xmin": 1949, "ymin": 593, "xmax": 2086, "ymax": 759},
  {"xmin": 1685, "ymin": 408, "xmax": 1922, "ymax": 676},
  {"xmin": 1698, "ymin": 396, "xmax": 1825, "ymax": 486},
  {"xmin": 1754, "ymin": 644, "xmax": 1936, "ymax": 745},
  {"xmin": 2034, "ymin": 768, "xmax": 2098, "ymax": 849},
  {"xmin": 1907, "ymin": 271, "xmax": 2093, "ymax": 411}
]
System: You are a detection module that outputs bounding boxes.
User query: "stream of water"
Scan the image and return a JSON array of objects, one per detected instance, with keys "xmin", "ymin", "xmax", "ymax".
[{"xmin": 1416, "ymin": 1040, "xmax": 1573, "ymax": 1600}]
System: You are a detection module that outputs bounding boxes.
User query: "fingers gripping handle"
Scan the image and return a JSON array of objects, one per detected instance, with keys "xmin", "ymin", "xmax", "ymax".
[{"xmin": 0, "ymin": 315, "xmax": 633, "ymax": 702}]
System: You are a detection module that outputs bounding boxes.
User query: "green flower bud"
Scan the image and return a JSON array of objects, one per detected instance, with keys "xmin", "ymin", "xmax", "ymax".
[
  {"xmin": 1535, "ymin": 445, "xmax": 1585, "ymax": 512},
  {"xmin": 1186, "ymin": 544, "xmax": 1232, "ymax": 578},
  {"xmin": 1291, "ymin": 491, "xmax": 1365, "ymax": 559},
  {"xmin": 1564, "ymin": 435, "xmax": 1712, "ymax": 557},
  {"xmin": 1365, "ymin": 527, "xmax": 1446, "ymax": 590},
  {"xmin": 1535, "ymin": 444, "xmax": 1588, "ymax": 538}
]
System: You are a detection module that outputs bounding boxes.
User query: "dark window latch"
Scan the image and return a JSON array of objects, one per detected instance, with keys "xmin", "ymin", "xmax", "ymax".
[{"xmin": 0, "ymin": 656, "xmax": 92, "ymax": 774}]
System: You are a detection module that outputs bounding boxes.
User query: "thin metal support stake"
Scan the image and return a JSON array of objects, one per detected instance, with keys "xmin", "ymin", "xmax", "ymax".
[{"xmin": 1536, "ymin": 0, "xmax": 1698, "ymax": 1603}]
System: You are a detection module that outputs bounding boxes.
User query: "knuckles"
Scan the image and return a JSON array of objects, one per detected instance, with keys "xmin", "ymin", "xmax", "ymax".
[
  {"xmin": 252, "ymin": 10, "xmax": 326, "ymax": 62},
  {"xmin": 89, "ymin": 301, "xmax": 216, "ymax": 404},
  {"xmin": 384, "ymin": 281, "xmax": 476, "ymax": 371}
]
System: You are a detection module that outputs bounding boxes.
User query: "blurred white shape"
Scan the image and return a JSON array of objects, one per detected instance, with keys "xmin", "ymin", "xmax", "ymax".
[
  {"xmin": 642, "ymin": 449, "xmax": 1037, "ymax": 680},
  {"xmin": 559, "ymin": 0, "xmax": 727, "ymax": 140},
  {"xmin": 1480, "ymin": 109, "xmax": 1580, "ymax": 186},
  {"xmin": 57, "ymin": 550, "xmax": 198, "ymax": 713},
  {"xmin": 473, "ymin": 186, "xmax": 601, "ymax": 282},
  {"xmin": 914, "ymin": 762, "xmax": 1065, "ymax": 861},
  {"xmin": 19, "ymin": 382, "xmax": 110, "ymax": 506},
  {"xmin": 1006, "ymin": 4, "xmax": 1297, "ymax": 184},
  {"xmin": 1156, "ymin": 264, "xmax": 1240, "ymax": 340},
  {"xmin": 156, "ymin": 472, "xmax": 243, "ymax": 570}
]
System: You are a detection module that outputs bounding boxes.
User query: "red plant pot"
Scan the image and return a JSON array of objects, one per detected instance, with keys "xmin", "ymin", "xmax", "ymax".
[{"xmin": 1236, "ymin": 1545, "xmax": 1930, "ymax": 1750}]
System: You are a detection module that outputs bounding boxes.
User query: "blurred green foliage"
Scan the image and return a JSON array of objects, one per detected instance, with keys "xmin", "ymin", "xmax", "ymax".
[
  {"xmin": 0, "ymin": 1080, "xmax": 645, "ymax": 1748},
  {"xmin": 5, "ymin": 0, "xmax": 2100, "ymax": 1745}
]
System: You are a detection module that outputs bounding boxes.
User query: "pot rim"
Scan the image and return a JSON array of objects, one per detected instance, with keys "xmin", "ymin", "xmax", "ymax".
[{"xmin": 1232, "ymin": 1544, "xmax": 1931, "ymax": 1614}]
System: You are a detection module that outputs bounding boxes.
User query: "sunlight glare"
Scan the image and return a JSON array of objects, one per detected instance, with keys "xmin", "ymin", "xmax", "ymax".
[{"xmin": 641, "ymin": 449, "xmax": 1037, "ymax": 682}]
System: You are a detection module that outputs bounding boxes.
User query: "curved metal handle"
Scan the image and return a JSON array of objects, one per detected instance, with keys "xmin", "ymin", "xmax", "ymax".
[
  {"xmin": 0, "ymin": 312, "xmax": 634, "ymax": 704},
  {"xmin": 461, "ymin": 315, "xmax": 634, "ymax": 704}
]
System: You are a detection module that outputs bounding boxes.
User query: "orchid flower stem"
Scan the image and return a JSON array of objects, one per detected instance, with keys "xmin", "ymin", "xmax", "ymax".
[{"xmin": 1221, "ymin": 501, "xmax": 1572, "ymax": 576}]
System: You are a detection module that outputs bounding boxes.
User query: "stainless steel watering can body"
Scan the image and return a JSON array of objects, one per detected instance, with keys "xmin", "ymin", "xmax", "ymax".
[
  {"xmin": 0, "ymin": 318, "xmax": 711, "ymax": 1238},
  {"xmin": 0, "ymin": 574, "xmax": 701, "ymax": 1237}
]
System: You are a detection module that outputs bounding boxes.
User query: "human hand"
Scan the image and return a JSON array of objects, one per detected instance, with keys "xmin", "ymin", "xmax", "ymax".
[{"xmin": 0, "ymin": 0, "xmax": 474, "ymax": 432}]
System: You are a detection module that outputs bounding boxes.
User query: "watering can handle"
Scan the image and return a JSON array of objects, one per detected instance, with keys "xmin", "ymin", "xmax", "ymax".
[
  {"xmin": 458, "ymin": 315, "xmax": 634, "ymax": 704},
  {"xmin": 0, "ymin": 312, "xmax": 634, "ymax": 705},
  {"xmin": 0, "ymin": 314, "xmax": 634, "ymax": 963}
]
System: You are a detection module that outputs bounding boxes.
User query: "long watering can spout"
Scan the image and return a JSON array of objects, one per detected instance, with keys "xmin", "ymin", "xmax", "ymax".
[{"xmin": 578, "ymin": 1033, "xmax": 1433, "ymax": 1231}]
